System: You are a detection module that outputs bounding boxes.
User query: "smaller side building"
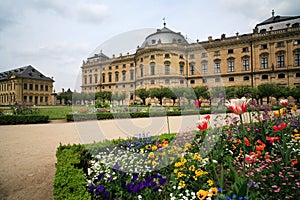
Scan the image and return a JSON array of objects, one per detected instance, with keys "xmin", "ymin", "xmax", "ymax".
[{"xmin": 0, "ymin": 65, "xmax": 54, "ymax": 105}]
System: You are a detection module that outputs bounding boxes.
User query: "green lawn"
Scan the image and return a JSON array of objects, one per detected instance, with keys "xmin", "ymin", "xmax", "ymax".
[{"xmin": 37, "ymin": 106, "xmax": 73, "ymax": 120}]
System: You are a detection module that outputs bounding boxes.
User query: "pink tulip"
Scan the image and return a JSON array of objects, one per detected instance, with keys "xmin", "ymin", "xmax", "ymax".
[{"xmin": 225, "ymin": 97, "xmax": 249, "ymax": 115}]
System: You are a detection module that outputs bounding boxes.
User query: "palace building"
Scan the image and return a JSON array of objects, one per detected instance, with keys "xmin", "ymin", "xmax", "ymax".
[
  {"xmin": 81, "ymin": 12, "xmax": 300, "ymax": 104},
  {"xmin": 0, "ymin": 65, "xmax": 54, "ymax": 105}
]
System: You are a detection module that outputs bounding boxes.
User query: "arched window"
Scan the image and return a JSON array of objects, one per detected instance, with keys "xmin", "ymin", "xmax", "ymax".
[
  {"xmin": 262, "ymin": 74, "xmax": 268, "ymax": 80},
  {"xmin": 108, "ymin": 72, "xmax": 112, "ymax": 82},
  {"xmin": 122, "ymin": 70, "xmax": 126, "ymax": 81},
  {"xmin": 115, "ymin": 72, "xmax": 119, "ymax": 82},
  {"xmin": 140, "ymin": 64, "xmax": 143, "ymax": 77},
  {"xmin": 164, "ymin": 61, "xmax": 170, "ymax": 75},
  {"xmin": 243, "ymin": 76, "xmax": 249, "ymax": 81},
  {"xmin": 227, "ymin": 57, "xmax": 235, "ymax": 72},
  {"xmin": 150, "ymin": 62, "xmax": 155, "ymax": 75},
  {"xmin": 278, "ymin": 73, "xmax": 285, "ymax": 79},
  {"xmin": 294, "ymin": 48, "xmax": 300, "ymax": 66},
  {"xmin": 190, "ymin": 62, "xmax": 195, "ymax": 75},
  {"xmin": 260, "ymin": 53, "xmax": 269, "ymax": 69},
  {"xmin": 179, "ymin": 62, "xmax": 185, "ymax": 75},
  {"xmin": 102, "ymin": 73, "xmax": 105, "ymax": 83},
  {"xmin": 202, "ymin": 61, "xmax": 208, "ymax": 74},
  {"xmin": 214, "ymin": 59, "xmax": 221, "ymax": 73},
  {"xmin": 276, "ymin": 51, "xmax": 285, "ymax": 68}
]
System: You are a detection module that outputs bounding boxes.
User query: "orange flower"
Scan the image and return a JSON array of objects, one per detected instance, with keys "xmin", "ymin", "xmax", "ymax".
[
  {"xmin": 292, "ymin": 159, "xmax": 298, "ymax": 165},
  {"xmin": 266, "ymin": 136, "xmax": 280, "ymax": 144},
  {"xmin": 255, "ymin": 140, "xmax": 266, "ymax": 151},
  {"xmin": 244, "ymin": 137, "xmax": 251, "ymax": 146}
]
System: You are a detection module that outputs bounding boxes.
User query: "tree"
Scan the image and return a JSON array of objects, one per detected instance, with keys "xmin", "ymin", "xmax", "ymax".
[
  {"xmin": 193, "ymin": 86, "xmax": 209, "ymax": 100},
  {"xmin": 149, "ymin": 87, "xmax": 168, "ymax": 105},
  {"xmin": 234, "ymin": 86, "xmax": 252, "ymax": 98},
  {"xmin": 290, "ymin": 87, "xmax": 300, "ymax": 104},
  {"xmin": 257, "ymin": 83, "xmax": 277, "ymax": 104},
  {"xmin": 135, "ymin": 88, "xmax": 149, "ymax": 105}
]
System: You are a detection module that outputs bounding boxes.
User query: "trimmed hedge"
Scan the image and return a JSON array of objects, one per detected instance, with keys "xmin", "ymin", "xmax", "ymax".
[
  {"xmin": 66, "ymin": 110, "xmax": 215, "ymax": 122},
  {"xmin": 53, "ymin": 144, "xmax": 91, "ymax": 200},
  {"xmin": 67, "ymin": 106, "xmax": 281, "ymax": 122},
  {"xmin": 0, "ymin": 115, "xmax": 49, "ymax": 125}
]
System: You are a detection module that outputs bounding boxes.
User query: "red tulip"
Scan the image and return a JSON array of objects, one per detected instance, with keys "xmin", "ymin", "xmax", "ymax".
[
  {"xmin": 197, "ymin": 116, "xmax": 210, "ymax": 131},
  {"xmin": 225, "ymin": 97, "xmax": 249, "ymax": 115},
  {"xmin": 266, "ymin": 136, "xmax": 280, "ymax": 144},
  {"xmin": 280, "ymin": 99, "xmax": 288, "ymax": 107}
]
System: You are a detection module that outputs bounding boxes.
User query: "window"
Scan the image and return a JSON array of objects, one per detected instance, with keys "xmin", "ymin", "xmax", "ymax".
[
  {"xmin": 164, "ymin": 54, "xmax": 170, "ymax": 59},
  {"xmin": 102, "ymin": 74, "xmax": 105, "ymax": 83},
  {"xmin": 140, "ymin": 58, "xmax": 143, "ymax": 62},
  {"xmin": 115, "ymin": 72, "xmax": 119, "ymax": 82},
  {"xmin": 108, "ymin": 73, "xmax": 112, "ymax": 82},
  {"xmin": 45, "ymin": 85, "xmax": 48, "ymax": 91},
  {"xmin": 215, "ymin": 61, "xmax": 220, "ymax": 73},
  {"xmin": 150, "ymin": 62, "xmax": 155, "ymax": 75},
  {"xmin": 130, "ymin": 84, "xmax": 133, "ymax": 88},
  {"xmin": 122, "ymin": 71, "xmax": 126, "ymax": 81},
  {"xmin": 29, "ymin": 84, "xmax": 33, "ymax": 90},
  {"xmin": 214, "ymin": 51, "xmax": 220, "ymax": 56},
  {"xmin": 123, "ymin": 64, "xmax": 126, "ymax": 68},
  {"xmin": 95, "ymin": 69, "xmax": 98, "ymax": 72},
  {"xmin": 242, "ymin": 47, "xmax": 249, "ymax": 52},
  {"xmin": 229, "ymin": 77, "xmax": 234, "ymax": 82},
  {"xmin": 122, "ymin": 84, "xmax": 125, "ymax": 88},
  {"xmin": 261, "ymin": 44, "xmax": 268, "ymax": 49},
  {"xmin": 202, "ymin": 78, "xmax": 207, "ymax": 83},
  {"xmin": 228, "ymin": 59, "xmax": 235, "ymax": 72},
  {"xmin": 190, "ymin": 63, "xmax": 195, "ymax": 75},
  {"xmin": 165, "ymin": 79, "xmax": 170, "ymax": 84},
  {"xmin": 29, "ymin": 96, "xmax": 33, "ymax": 102},
  {"xmin": 190, "ymin": 54, "xmax": 195, "ymax": 59},
  {"xmin": 277, "ymin": 52, "xmax": 285, "ymax": 68},
  {"xmin": 202, "ymin": 52, "xmax": 207, "ymax": 58},
  {"xmin": 140, "ymin": 65, "xmax": 144, "ymax": 77},
  {"xmin": 116, "ymin": 65, "xmax": 119, "ymax": 69},
  {"xmin": 262, "ymin": 75, "xmax": 268, "ymax": 80},
  {"xmin": 295, "ymin": 51, "xmax": 300, "ymax": 66},
  {"xmin": 165, "ymin": 61, "xmax": 170, "ymax": 75},
  {"xmin": 180, "ymin": 80, "xmax": 184, "ymax": 84},
  {"xmin": 202, "ymin": 62, "xmax": 208, "ymax": 74},
  {"xmin": 109, "ymin": 66, "xmax": 112, "ymax": 70},
  {"xmin": 40, "ymin": 85, "xmax": 44, "ymax": 91},
  {"xmin": 296, "ymin": 72, "xmax": 300, "ymax": 77},
  {"xmin": 243, "ymin": 76, "xmax": 249, "ymax": 81},
  {"xmin": 261, "ymin": 54, "xmax": 268, "ymax": 69},
  {"xmin": 94, "ymin": 74, "xmax": 98, "ymax": 83},
  {"xmin": 292, "ymin": 23, "xmax": 300, "ymax": 28},
  {"xmin": 190, "ymin": 80, "xmax": 195, "ymax": 84},
  {"xmin": 228, "ymin": 49, "xmax": 234, "ymax": 54},
  {"xmin": 24, "ymin": 84, "xmax": 27, "ymax": 90},
  {"xmin": 45, "ymin": 97, "xmax": 48, "ymax": 103},
  {"xmin": 23, "ymin": 96, "xmax": 27, "ymax": 102},
  {"xmin": 130, "ymin": 63, "xmax": 134, "ymax": 67},
  {"xmin": 215, "ymin": 77, "xmax": 221, "ymax": 82},
  {"xmin": 40, "ymin": 97, "xmax": 43, "ymax": 103},
  {"xmin": 150, "ymin": 55, "xmax": 155, "ymax": 60},
  {"xmin": 278, "ymin": 73, "xmax": 285, "ymax": 79},
  {"xmin": 130, "ymin": 70, "xmax": 134, "ymax": 80},
  {"xmin": 89, "ymin": 75, "xmax": 92, "ymax": 84},
  {"xmin": 150, "ymin": 80, "xmax": 155, "ymax": 84},
  {"xmin": 152, "ymin": 39, "xmax": 156, "ymax": 44},
  {"xmin": 179, "ymin": 54, "xmax": 184, "ymax": 59},
  {"xmin": 179, "ymin": 63, "xmax": 184, "ymax": 75},
  {"xmin": 243, "ymin": 59, "xmax": 249, "ymax": 71},
  {"xmin": 277, "ymin": 41, "xmax": 284, "ymax": 47}
]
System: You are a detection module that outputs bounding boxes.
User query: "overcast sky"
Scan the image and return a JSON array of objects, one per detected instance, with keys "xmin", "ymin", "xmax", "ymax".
[{"xmin": 0, "ymin": 0, "xmax": 299, "ymax": 92}]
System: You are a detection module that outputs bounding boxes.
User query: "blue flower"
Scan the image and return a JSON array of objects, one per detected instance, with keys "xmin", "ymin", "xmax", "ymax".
[{"xmin": 96, "ymin": 185, "xmax": 105, "ymax": 195}]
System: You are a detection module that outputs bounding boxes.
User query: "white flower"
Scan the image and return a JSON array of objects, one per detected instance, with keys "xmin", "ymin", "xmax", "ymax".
[{"xmin": 138, "ymin": 195, "xmax": 142, "ymax": 199}]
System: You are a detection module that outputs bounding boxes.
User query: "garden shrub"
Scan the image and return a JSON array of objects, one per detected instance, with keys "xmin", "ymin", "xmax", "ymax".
[
  {"xmin": 0, "ymin": 115, "xmax": 49, "ymax": 125},
  {"xmin": 53, "ymin": 144, "xmax": 91, "ymax": 200}
]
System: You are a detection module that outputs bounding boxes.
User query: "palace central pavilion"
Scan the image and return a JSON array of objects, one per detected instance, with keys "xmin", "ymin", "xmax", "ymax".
[{"xmin": 81, "ymin": 12, "xmax": 300, "ymax": 104}]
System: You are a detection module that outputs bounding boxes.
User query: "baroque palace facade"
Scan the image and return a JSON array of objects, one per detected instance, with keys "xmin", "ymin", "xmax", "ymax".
[
  {"xmin": 0, "ymin": 65, "xmax": 54, "ymax": 105},
  {"xmin": 81, "ymin": 12, "xmax": 300, "ymax": 103}
]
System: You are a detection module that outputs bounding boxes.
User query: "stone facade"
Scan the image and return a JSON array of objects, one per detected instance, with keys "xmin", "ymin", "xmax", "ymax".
[
  {"xmin": 81, "ymin": 13, "xmax": 300, "ymax": 104},
  {"xmin": 0, "ymin": 65, "xmax": 54, "ymax": 105}
]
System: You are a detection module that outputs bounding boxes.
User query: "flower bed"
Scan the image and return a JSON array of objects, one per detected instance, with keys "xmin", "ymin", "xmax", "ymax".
[{"xmin": 55, "ymin": 100, "xmax": 300, "ymax": 199}]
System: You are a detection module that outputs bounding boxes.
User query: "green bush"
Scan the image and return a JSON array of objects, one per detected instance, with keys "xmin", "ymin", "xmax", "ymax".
[
  {"xmin": 0, "ymin": 115, "xmax": 49, "ymax": 125},
  {"xmin": 53, "ymin": 144, "xmax": 91, "ymax": 200}
]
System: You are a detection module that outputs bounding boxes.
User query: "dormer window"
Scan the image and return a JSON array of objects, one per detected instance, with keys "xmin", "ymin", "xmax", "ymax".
[{"xmin": 152, "ymin": 40, "xmax": 156, "ymax": 44}]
